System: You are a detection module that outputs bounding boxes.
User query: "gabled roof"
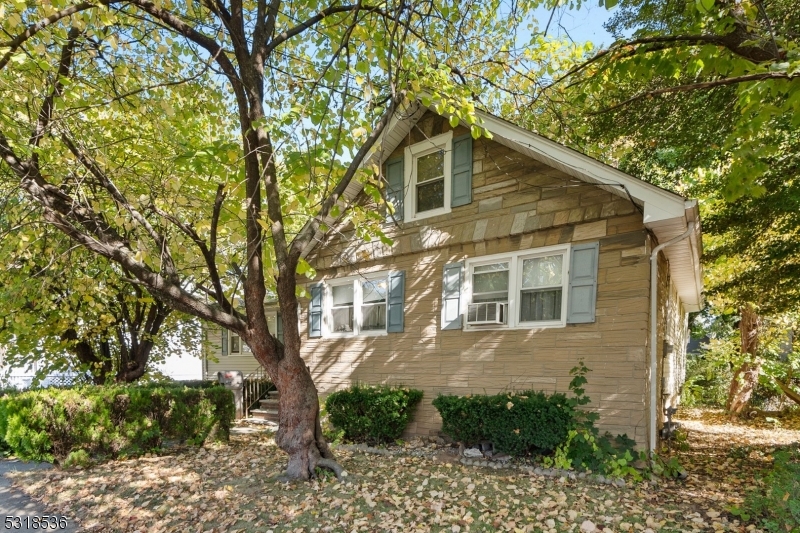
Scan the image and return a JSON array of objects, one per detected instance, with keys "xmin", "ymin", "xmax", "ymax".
[{"xmin": 324, "ymin": 102, "xmax": 704, "ymax": 312}]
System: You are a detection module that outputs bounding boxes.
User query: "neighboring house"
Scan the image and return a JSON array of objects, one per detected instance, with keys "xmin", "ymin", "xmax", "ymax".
[{"xmin": 204, "ymin": 104, "xmax": 703, "ymax": 451}]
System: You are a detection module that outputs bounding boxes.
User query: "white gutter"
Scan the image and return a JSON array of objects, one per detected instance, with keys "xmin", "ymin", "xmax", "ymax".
[{"xmin": 649, "ymin": 222, "xmax": 696, "ymax": 452}]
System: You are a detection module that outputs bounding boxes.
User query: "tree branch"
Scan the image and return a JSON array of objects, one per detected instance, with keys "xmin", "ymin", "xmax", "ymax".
[
  {"xmin": 60, "ymin": 134, "xmax": 178, "ymax": 278},
  {"xmin": 30, "ymin": 27, "xmax": 80, "ymax": 150},
  {"xmin": 594, "ymin": 72, "xmax": 799, "ymax": 114},
  {"xmin": 289, "ymin": 92, "xmax": 404, "ymax": 261},
  {"xmin": 551, "ymin": 31, "xmax": 781, "ymax": 90},
  {"xmin": 264, "ymin": 3, "xmax": 382, "ymax": 56},
  {"xmin": 0, "ymin": 1, "xmax": 112, "ymax": 71}
]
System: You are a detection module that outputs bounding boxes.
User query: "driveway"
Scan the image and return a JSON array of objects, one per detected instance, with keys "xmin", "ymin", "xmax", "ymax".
[{"xmin": 0, "ymin": 460, "xmax": 79, "ymax": 532}]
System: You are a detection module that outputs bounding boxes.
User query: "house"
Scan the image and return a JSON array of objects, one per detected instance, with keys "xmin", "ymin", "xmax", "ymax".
[{"xmin": 204, "ymin": 103, "xmax": 703, "ymax": 451}]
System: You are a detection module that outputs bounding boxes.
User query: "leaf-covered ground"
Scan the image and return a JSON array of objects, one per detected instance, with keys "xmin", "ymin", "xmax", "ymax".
[{"xmin": 9, "ymin": 408, "xmax": 800, "ymax": 533}]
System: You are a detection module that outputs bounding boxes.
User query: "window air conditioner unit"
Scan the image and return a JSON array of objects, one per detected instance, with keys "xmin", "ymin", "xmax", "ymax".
[{"xmin": 466, "ymin": 302, "xmax": 508, "ymax": 325}]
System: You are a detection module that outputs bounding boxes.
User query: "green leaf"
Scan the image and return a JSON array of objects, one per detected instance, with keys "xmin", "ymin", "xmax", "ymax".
[
  {"xmin": 449, "ymin": 115, "xmax": 460, "ymax": 128},
  {"xmin": 696, "ymin": 0, "xmax": 715, "ymax": 13}
]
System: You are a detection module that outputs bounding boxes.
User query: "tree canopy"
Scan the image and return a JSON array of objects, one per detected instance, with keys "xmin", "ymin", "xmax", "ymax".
[{"xmin": 0, "ymin": 0, "xmax": 566, "ymax": 479}]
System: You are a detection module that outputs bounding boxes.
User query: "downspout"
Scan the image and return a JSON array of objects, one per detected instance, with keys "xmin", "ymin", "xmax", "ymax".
[{"xmin": 649, "ymin": 222, "xmax": 695, "ymax": 453}]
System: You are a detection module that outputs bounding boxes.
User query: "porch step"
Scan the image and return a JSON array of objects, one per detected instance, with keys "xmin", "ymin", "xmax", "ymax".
[
  {"xmin": 250, "ymin": 389, "xmax": 280, "ymax": 422},
  {"xmin": 259, "ymin": 398, "xmax": 279, "ymax": 408},
  {"xmin": 250, "ymin": 408, "xmax": 280, "ymax": 423}
]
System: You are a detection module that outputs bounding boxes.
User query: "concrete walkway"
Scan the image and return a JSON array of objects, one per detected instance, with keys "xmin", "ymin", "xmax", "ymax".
[{"xmin": 0, "ymin": 460, "xmax": 79, "ymax": 532}]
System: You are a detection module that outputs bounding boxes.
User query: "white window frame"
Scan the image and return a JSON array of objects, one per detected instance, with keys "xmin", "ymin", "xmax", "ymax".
[
  {"xmin": 463, "ymin": 244, "xmax": 571, "ymax": 330},
  {"xmin": 404, "ymin": 130, "xmax": 453, "ymax": 221},
  {"xmin": 323, "ymin": 272, "xmax": 391, "ymax": 338},
  {"xmin": 228, "ymin": 331, "xmax": 245, "ymax": 355}
]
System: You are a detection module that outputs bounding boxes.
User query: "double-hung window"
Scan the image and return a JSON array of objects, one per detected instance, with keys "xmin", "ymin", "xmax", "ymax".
[
  {"xmin": 405, "ymin": 131, "xmax": 453, "ymax": 220},
  {"xmin": 360, "ymin": 280, "xmax": 388, "ymax": 331},
  {"xmin": 331, "ymin": 284, "xmax": 355, "ymax": 333},
  {"xmin": 518, "ymin": 254, "xmax": 564, "ymax": 323},
  {"xmin": 464, "ymin": 245, "xmax": 570, "ymax": 329},
  {"xmin": 325, "ymin": 274, "xmax": 390, "ymax": 336},
  {"xmin": 229, "ymin": 332, "xmax": 242, "ymax": 354},
  {"xmin": 221, "ymin": 330, "xmax": 245, "ymax": 355}
]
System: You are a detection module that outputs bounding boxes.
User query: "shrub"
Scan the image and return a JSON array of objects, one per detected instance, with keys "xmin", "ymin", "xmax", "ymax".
[
  {"xmin": 433, "ymin": 390, "xmax": 574, "ymax": 454},
  {"xmin": 0, "ymin": 384, "xmax": 234, "ymax": 463},
  {"xmin": 433, "ymin": 361, "xmax": 596, "ymax": 455},
  {"xmin": 325, "ymin": 384, "xmax": 423, "ymax": 444},
  {"xmin": 737, "ymin": 446, "xmax": 800, "ymax": 532},
  {"xmin": 434, "ymin": 360, "xmax": 639, "ymax": 474}
]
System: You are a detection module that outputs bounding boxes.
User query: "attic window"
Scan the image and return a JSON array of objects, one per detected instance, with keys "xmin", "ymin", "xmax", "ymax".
[
  {"xmin": 415, "ymin": 149, "xmax": 445, "ymax": 213},
  {"xmin": 384, "ymin": 128, "xmax": 472, "ymax": 223},
  {"xmin": 406, "ymin": 131, "xmax": 453, "ymax": 220}
]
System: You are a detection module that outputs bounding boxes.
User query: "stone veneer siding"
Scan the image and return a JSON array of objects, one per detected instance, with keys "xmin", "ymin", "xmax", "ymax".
[{"xmin": 299, "ymin": 113, "xmax": 658, "ymax": 445}]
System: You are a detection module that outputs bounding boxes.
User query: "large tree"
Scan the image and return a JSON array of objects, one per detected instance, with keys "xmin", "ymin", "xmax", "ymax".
[
  {"xmin": 0, "ymin": 215, "xmax": 198, "ymax": 384},
  {"xmin": 0, "ymin": 0, "xmax": 540, "ymax": 479}
]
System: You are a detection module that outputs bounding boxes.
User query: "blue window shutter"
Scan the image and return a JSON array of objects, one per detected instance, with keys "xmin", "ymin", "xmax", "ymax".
[
  {"xmin": 385, "ymin": 156, "xmax": 404, "ymax": 221},
  {"xmin": 441, "ymin": 262, "xmax": 463, "ymax": 330},
  {"xmin": 221, "ymin": 329, "xmax": 228, "ymax": 356},
  {"xmin": 387, "ymin": 271, "xmax": 405, "ymax": 333},
  {"xmin": 567, "ymin": 242, "xmax": 600, "ymax": 324},
  {"xmin": 451, "ymin": 134, "xmax": 473, "ymax": 207},
  {"xmin": 309, "ymin": 284, "xmax": 323, "ymax": 338},
  {"xmin": 276, "ymin": 314, "xmax": 284, "ymax": 344}
]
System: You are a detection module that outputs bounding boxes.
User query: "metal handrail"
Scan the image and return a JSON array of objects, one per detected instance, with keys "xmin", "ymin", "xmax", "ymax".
[{"xmin": 242, "ymin": 366, "xmax": 274, "ymax": 416}]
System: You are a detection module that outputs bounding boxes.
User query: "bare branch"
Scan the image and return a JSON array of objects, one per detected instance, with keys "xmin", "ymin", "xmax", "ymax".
[
  {"xmin": 264, "ymin": 3, "xmax": 382, "ymax": 56},
  {"xmin": 30, "ymin": 27, "xmax": 81, "ymax": 150},
  {"xmin": 595, "ymin": 72, "xmax": 799, "ymax": 114}
]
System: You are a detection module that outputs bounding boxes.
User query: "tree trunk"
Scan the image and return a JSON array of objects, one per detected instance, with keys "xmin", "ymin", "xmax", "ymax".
[
  {"xmin": 61, "ymin": 329, "xmax": 112, "ymax": 385},
  {"xmin": 272, "ymin": 355, "xmax": 341, "ymax": 480},
  {"xmin": 727, "ymin": 304, "xmax": 762, "ymax": 416},
  {"xmin": 774, "ymin": 379, "xmax": 800, "ymax": 407},
  {"xmin": 727, "ymin": 360, "xmax": 762, "ymax": 415},
  {"xmin": 115, "ymin": 341, "xmax": 153, "ymax": 382},
  {"xmin": 240, "ymin": 267, "xmax": 344, "ymax": 481}
]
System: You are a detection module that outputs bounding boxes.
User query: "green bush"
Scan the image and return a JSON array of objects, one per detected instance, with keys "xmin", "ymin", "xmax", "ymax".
[
  {"xmin": 0, "ymin": 384, "xmax": 234, "ymax": 463},
  {"xmin": 433, "ymin": 390, "xmax": 574, "ymax": 454},
  {"xmin": 324, "ymin": 384, "xmax": 423, "ymax": 444},
  {"xmin": 434, "ymin": 360, "xmax": 638, "ymax": 474},
  {"xmin": 738, "ymin": 446, "xmax": 800, "ymax": 532}
]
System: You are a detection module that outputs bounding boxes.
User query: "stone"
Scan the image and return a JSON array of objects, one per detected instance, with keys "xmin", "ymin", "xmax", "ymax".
[
  {"xmin": 478, "ymin": 197, "xmax": 503, "ymax": 213},
  {"xmin": 534, "ymin": 467, "xmax": 543, "ymax": 475},
  {"xmin": 573, "ymin": 220, "xmax": 607, "ymax": 240},
  {"xmin": 578, "ymin": 472, "xmax": 587, "ymax": 479},
  {"xmin": 472, "ymin": 219, "xmax": 488, "ymax": 241},
  {"xmin": 613, "ymin": 478, "xmax": 626, "ymax": 488},
  {"xmin": 463, "ymin": 447, "xmax": 483, "ymax": 458}
]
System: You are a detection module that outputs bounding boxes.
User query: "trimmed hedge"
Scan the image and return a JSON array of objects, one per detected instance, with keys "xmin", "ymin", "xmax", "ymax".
[
  {"xmin": 325, "ymin": 384, "xmax": 423, "ymax": 444},
  {"xmin": 433, "ymin": 391, "xmax": 576, "ymax": 455},
  {"xmin": 0, "ymin": 383, "xmax": 234, "ymax": 463}
]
